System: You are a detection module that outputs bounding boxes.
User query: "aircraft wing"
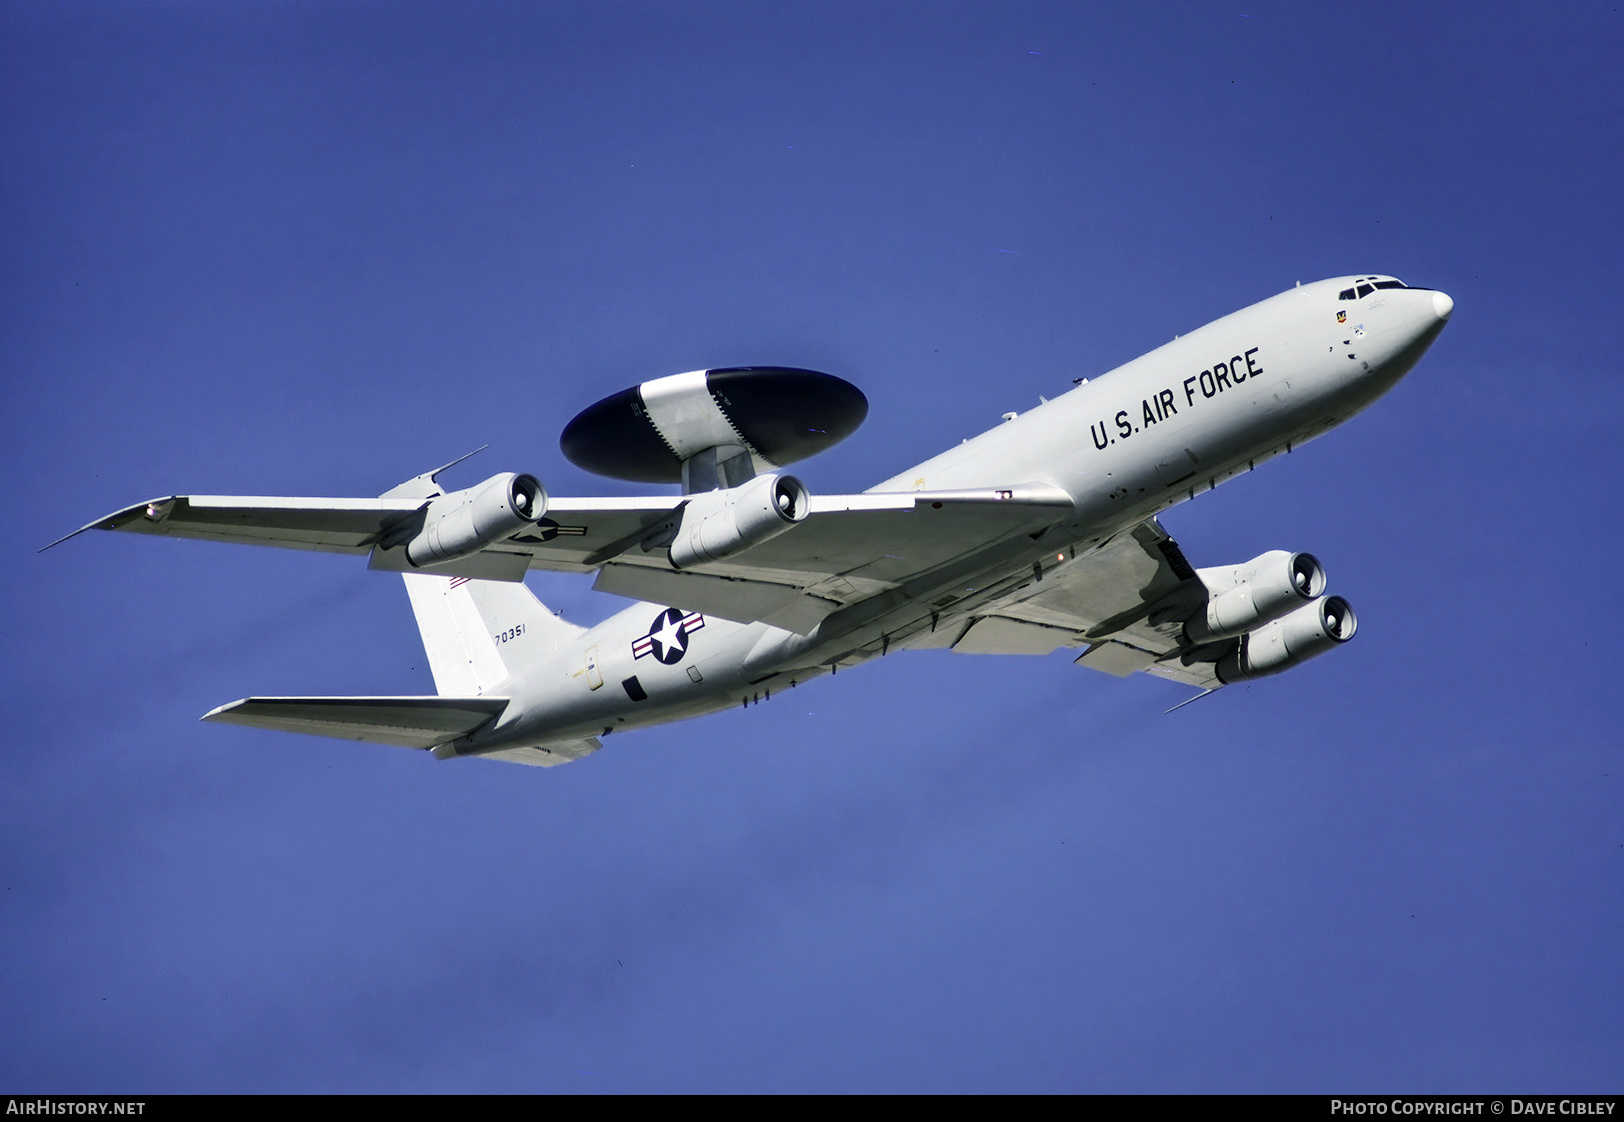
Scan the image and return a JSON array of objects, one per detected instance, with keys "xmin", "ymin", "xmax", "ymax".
[
  {"xmin": 203, "ymin": 696, "xmax": 602, "ymax": 766},
  {"xmin": 67, "ymin": 484, "xmax": 1077, "ymax": 630},
  {"xmin": 61, "ymin": 494, "xmax": 428, "ymax": 552},
  {"xmin": 948, "ymin": 518, "xmax": 1229, "ymax": 690},
  {"xmin": 55, "ymin": 492, "xmax": 685, "ymax": 581}
]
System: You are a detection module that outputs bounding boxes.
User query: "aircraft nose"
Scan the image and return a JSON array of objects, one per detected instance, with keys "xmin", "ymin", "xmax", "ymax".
[{"xmin": 1431, "ymin": 290, "xmax": 1454, "ymax": 322}]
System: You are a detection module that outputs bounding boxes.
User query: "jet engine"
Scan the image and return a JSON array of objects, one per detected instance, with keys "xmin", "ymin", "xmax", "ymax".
[
  {"xmin": 400, "ymin": 472, "xmax": 547, "ymax": 568},
  {"xmin": 1184, "ymin": 550, "xmax": 1327, "ymax": 644},
  {"xmin": 1215, "ymin": 595, "xmax": 1356, "ymax": 683},
  {"xmin": 667, "ymin": 472, "xmax": 810, "ymax": 569}
]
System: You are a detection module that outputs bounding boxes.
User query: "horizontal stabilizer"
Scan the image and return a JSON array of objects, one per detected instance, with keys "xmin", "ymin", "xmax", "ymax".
[{"xmin": 203, "ymin": 696, "xmax": 510, "ymax": 749}]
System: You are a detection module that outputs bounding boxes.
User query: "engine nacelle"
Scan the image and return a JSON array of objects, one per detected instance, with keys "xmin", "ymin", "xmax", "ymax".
[
  {"xmin": 1215, "ymin": 595, "xmax": 1356, "ymax": 683},
  {"xmin": 668, "ymin": 472, "xmax": 810, "ymax": 569},
  {"xmin": 1184, "ymin": 550, "xmax": 1327, "ymax": 644},
  {"xmin": 403, "ymin": 472, "xmax": 547, "ymax": 568}
]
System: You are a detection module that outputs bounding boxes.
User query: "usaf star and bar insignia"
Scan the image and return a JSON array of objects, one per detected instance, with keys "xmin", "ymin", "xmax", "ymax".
[{"xmin": 632, "ymin": 607, "xmax": 706, "ymax": 665}]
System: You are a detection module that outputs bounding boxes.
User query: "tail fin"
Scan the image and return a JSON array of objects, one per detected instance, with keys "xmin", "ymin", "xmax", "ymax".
[{"xmin": 402, "ymin": 574, "xmax": 586, "ymax": 696}]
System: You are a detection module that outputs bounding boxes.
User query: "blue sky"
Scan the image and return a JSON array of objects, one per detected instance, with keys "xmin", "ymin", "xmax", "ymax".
[{"xmin": 4, "ymin": 1, "xmax": 1620, "ymax": 1092}]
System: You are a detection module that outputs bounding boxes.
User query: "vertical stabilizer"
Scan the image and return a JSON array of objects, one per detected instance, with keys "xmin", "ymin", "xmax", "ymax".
[{"xmin": 402, "ymin": 574, "xmax": 587, "ymax": 696}]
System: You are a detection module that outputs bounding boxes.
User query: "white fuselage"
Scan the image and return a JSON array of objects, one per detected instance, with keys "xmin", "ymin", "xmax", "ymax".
[{"xmin": 458, "ymin": 277, "xmax": 1451, "ymax": 754}]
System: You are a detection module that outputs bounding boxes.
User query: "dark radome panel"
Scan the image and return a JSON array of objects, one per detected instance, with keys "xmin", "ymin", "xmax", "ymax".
[
  {"xmin": 705, "ymin": 368, "xmax": 868, "ymax": 467},
  {"xmin": 558, "ymin": 385, "xmax": 682, "ymax": 483},
  {"xmin": 560, "ymin": 367, "xmax": 868, "ymax": 483}
]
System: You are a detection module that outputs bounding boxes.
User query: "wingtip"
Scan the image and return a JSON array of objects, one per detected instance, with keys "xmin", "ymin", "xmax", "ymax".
[
  {"xmin": 37, "ymin": 527, "xmax": 87, "ymax": 553},
  {"xmin": 38, "ymin": 517, "xmax": 118, "ymax": 552},
  {"xmin": 200, "ymin": 699, "xmax": 249, "ymax": 722},
  {"xmin": 39, "ymin": 496, "xmax": 178, "ymax": 553}
]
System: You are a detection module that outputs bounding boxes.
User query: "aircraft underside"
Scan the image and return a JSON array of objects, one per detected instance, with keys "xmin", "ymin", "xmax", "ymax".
[{"xmin": 57, "ymin": 275, "xmax": 1452, "ymax": 766}]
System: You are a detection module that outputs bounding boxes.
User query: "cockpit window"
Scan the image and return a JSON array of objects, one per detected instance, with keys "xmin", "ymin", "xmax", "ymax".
[{"xmin": 1341, "ymin": 278, "xmax": 1407, "ymax": 300}]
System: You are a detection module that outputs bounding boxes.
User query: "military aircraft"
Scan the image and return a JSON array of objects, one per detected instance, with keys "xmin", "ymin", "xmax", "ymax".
[{"xmin": 55, "ymin": 275, "xmax": 1452, "ymax": 766}]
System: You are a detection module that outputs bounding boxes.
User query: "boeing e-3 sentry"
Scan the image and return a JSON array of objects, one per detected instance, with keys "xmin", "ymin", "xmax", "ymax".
[{"xmin": 60, "ymin": 276, "xmax": 1452, "ymax": 766}]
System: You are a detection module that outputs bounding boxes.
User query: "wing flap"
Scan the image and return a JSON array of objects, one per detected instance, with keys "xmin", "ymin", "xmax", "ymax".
[
  {"xmin": 969, "ymin": 518, "xmax": 1236, "ymax": 689},
  {"xmin": 543, "ymin": 485, "xmax": 1075, "ymax": 582},
  {"xmin": 1074, "ymin": 640, "xmax": 1161, "ymax": 677},
  {"xmin": 474, "ymin": 739, "xmax": 602, "ymax": 768},
  {"xmin": 566, "ymin": 485, "xmax": 1079, "ymax": 629},
  {"xmin": 986, "ymin": 520, "xmax": 1199, "ymax": 640},
  {"xmin": 953, "ymin": 616, "xmax": 1079, "ymax": 655},
  {"xmin": 591, "ymin": 563, "xmax": 840, "ymax": 634},
  {"xmin": 203, "ymin": 696, "xmax": 510, "ymax": 749},
  {"xmin": 693, "ymin": 485, "xmax": 1075, "ymax": 586},
  {"xmin": 1140, "ymin": 653, "xmax": 1226, "ymax": 690}
]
